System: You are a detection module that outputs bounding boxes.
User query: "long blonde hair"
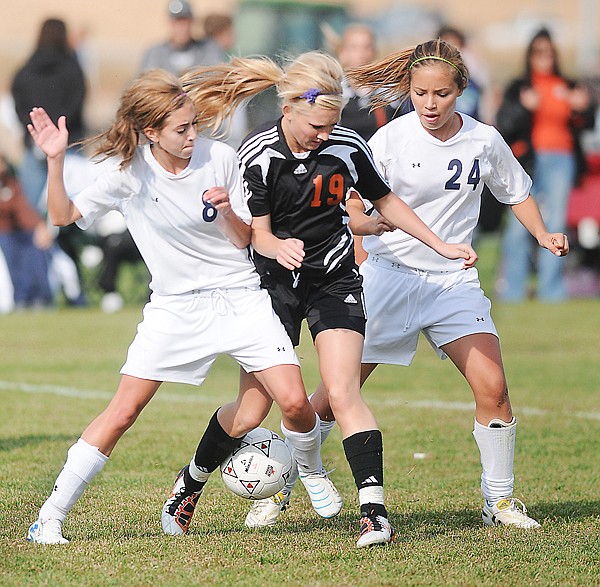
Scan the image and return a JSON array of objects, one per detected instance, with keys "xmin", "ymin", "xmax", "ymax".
[
  {"xmin": 346, "ymin": 38, "xmax": 469, "ymax": 109},
  {"xmin": 87, "ymin": 69, "xmax": 190, "ymax": 168},
  {"xmin": 181, "ymin": 51, "xmax": 345, "ymax": 136}
]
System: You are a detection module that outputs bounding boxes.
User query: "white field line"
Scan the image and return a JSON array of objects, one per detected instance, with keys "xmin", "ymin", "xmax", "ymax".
[{"xmin": 2, "ymin": 380, "xmax": 600, "ymax": 422}]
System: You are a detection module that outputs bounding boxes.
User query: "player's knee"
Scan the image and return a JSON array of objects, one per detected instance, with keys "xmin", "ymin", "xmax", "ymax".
[
  {"xmin": 279, "ymin": 394, "xmax": 313, "ymax": 426},
  {"xmin": 107, "ymin": 405, "xmax": 143, "ymax": 435},
  {"xmin": 325, "ymin": 384, "xmax": 356, "ymax": 413}
]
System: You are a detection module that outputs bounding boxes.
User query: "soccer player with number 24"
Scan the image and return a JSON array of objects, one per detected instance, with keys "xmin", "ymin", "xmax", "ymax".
[{"xmin": 315, "ymin": 38, "xmax": 569, "ymax": 530}]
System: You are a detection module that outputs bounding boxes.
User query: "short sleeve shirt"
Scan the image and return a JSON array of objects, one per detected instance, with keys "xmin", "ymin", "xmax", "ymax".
[
  {"xmin": 238, "ymin": 119, "xmax": 390, "ymax": 276},
  {"xmin": 73, "ymin": 139, "xmax": 259, "ymax": 294},
  {"xmin": 365, "ymin": 111, "xmax": 532, "ymax": 271}
]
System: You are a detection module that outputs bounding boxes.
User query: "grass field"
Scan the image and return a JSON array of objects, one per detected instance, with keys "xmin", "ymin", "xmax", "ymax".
[{"xmin": 1, "ymin": 286, "xmax": 599, "ymax": 585}]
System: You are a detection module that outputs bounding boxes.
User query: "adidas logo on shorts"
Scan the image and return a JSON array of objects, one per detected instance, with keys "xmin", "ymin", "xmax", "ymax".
[{"xmin": 344, "ymin": 294, "xmax": 358, "ymax": 304}]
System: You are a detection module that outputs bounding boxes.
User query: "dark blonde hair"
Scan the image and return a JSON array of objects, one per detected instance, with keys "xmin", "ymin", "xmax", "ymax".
[
  {"xmin": 87, "ymin": 69, "xmax": 191, "ymax": 168},
  {"xmin": 181, "ymin": 51, "xmax": 345, "ymax": 136},
  {"xmin": 346, "ymin": 38, "xmax": 469, "ymax": 109}
]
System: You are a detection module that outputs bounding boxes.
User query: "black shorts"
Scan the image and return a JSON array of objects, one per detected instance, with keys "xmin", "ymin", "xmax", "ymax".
[{"xmin": 260, "ymin": 266, "xmax": 366, "ymax": 346}]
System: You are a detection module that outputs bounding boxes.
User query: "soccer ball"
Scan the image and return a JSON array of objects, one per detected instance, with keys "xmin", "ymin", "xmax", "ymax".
[{"xmin": 221, "ymin": 427, "xmax": 293, "ymax": 500}]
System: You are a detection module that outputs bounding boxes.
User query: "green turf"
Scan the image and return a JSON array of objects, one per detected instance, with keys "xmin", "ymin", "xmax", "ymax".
[{"xmin": 1, "ymin": 297, "xmax": 599, "ymax": 585}]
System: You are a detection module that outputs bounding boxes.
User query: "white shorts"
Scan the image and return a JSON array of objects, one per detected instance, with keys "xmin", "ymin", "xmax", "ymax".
[
  {"xmin": 121, "ymin": 287, "xmax": 299, "ymax": 386},
  {"xmin": 361, "ymin": 256, "xmax": 498, "ymax": 366}
]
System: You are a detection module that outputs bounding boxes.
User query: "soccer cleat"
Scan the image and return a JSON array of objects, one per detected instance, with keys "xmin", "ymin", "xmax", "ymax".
[
  {"xmin": 482, "ymin": 497, "xmax": 541, "ymax": 529},
  {"xmin": 161, "ymin": 466, "xmax": 203, "ymax": 535},
  {"xmin": 298, "ymin": 468, "xmax": 342, "ymax": 519},
  {"xmin": 244, "ymin": 490, "xmax": 291, "ymax": 528},
  {"xmin": 356, "ymin": 514, "xmax": 395, "ymax": 548},
  {"xmin": 27, "ymin": 519, "xmax": 69, "ymax": 545}
]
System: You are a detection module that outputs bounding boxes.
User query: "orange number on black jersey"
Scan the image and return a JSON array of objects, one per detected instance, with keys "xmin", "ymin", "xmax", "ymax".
[{"xmin": 311, "ymin": 174, "xmax": 345, "ymax": 207}]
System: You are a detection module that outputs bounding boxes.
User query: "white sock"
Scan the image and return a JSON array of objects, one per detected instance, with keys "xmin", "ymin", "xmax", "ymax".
[
  {"xmin": 307, "ymin": 393, "xmax": 336, "ymax": 444},
  {"xmin": 281, "ymin": 414, "xmax": 322, "ymax": 476},
  {"xmin": 38, "ymin": 438, "xmax": 108, "ymax": 523},
  {"xmin": 472, "ymin": 417, "xmax": 516, "ymax": 503},
  {"xmin": 359, "ymin": 485, "xmax": 385, "ymax": 507},
  {"xmin": 188, "ymin": 459, "xmax": 211, "ymax": 484},
  {"xmin": 282, "ymin": 416, "xmax": 335, "ymax": 494},
  {"xmin": 319, "ymin": 419, "xmax": 335, "ymax": 444}
]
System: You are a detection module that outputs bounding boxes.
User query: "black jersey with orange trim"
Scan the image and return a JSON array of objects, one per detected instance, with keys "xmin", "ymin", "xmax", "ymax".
[{"xmin": 238, "ymin": 118, "xmax": 391, "ymax": 276}]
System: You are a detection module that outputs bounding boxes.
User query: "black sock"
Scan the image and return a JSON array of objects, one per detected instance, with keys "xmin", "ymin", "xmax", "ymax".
[
  {"xmin": 343, "ymin": 429, "xmax": 387, "ymax": 518},
  {"xmin": 187, "ymin": 409, "xmax": 242, "ymax": 490}
]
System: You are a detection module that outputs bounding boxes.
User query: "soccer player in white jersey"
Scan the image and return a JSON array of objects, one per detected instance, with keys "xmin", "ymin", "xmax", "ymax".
[
  {"xmin": 177, "ymin": 52, "xmax": 476, "ymax": 547},
  {"xmin": 304, "ymin": 38, "xmax": 569, "ymax": 530},
  {"xmin": 25, "ymin": 69, "xmax": 341, "ymax": 544}
]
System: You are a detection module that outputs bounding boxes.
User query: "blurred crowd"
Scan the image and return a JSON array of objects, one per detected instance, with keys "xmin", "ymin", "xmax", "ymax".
[{"xmin": 1, "ymin": 1, "xmax": 599, "ymax": 313}]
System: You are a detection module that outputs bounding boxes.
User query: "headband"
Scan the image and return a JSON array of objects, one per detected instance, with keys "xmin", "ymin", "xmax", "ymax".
[{"xmin": 409, "ymin": 56, "xmax": 463, "ymax": 76}]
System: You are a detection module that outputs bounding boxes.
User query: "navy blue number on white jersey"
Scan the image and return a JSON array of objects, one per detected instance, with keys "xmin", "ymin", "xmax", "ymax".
[
  {"xmin": 202, "ymin": 201, "xmax": 218, "ymax": 222},
  {"xmin": 445, "ymin": 159, "xmax": 481, "ymax": 191}
]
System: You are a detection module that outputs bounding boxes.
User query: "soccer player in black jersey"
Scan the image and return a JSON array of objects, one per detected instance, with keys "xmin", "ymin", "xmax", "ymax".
[{"xmin": 178, "ymin": 51, "xmax": 476, "ymax": 547}]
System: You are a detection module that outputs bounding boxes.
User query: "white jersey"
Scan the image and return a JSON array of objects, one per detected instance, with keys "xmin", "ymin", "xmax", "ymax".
[
  {"xmin": 364, "ymin": 111, "xmax": 532, "ymax": 271},
  {"xmin": 73, "ymin": 139, "xmax": 259, "ymax": 295}
]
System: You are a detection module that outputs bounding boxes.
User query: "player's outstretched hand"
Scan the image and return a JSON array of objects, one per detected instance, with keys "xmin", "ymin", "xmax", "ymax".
[
  {"xmin": 276, "ymin": 238, "xmax": 305, "ymax": 270},
  {"xmin": 438, "ymin": 242, "xmax": 478, "ymax": 269},
  {"xmin": 539, "ymin": 232, "xmax": 569, "ymax": 257},
  {"xmin": 27, "ymin": 107, "xmax": 69, "ymax": 159}
]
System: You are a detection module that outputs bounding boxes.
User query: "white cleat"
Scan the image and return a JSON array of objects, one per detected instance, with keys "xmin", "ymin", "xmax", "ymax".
[
  {"xmin": 27, "ymin": 519, "xmax": 69, "ymax": 545},
  {"xmin": 482, "ymin": 498, "xmax": 541, "ymax": 529},
  {"xmin": 298, "ymin": 468, "xmax": 342, "ymax": 519},
  {"xmin": 245, "ymin": 490, "xmax": 291, "ymax": 528},
  {"xmin": 356, "ymin": 514, "xmax": 394, "ymax": 548},
  {"xmin": 161, "ymin": 466, "xmax": 203, "ymax": 535}
]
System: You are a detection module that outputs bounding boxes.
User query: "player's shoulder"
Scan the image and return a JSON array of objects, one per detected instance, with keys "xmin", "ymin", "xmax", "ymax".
[
  {"xmin": 330, "ymin": 125, "xmax": 371, "ymax": 149},
  {"xmin": 189, "ymin": 137, "xmax": 238, "ymax": 170},
  {"xmin": 238, "ymin": 120, "xmax": 283, "ymax": 163},
  {"xmin": 460, "ymin": 114, "xmax": 505, "ymax": 145}
]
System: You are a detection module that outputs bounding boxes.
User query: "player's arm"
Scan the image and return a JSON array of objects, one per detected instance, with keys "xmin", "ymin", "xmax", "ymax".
[
  {"xmin": 346, "ymin": 189, "xmax": 395, "ymax": 236},
  {"xmin": 373, "ymin": 191, "xmax": 478, "ymax": 267},
  {"xmin": 251, "ymin": 214, "xmax": 305, "ymax": 270},
  {"xmin": 203, "ymin": 186, "xmax": 251, "ymax": 248},
  {"xmin": 509, "ymin": 194, "xmax": 569, "ymax": 256},
  {"xmin": 27, "ymin": 107, "xmax": 82, "ymax": 226}
]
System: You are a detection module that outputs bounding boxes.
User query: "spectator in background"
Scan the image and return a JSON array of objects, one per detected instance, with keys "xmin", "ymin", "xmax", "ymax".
[
  {"xmin": 203, "ymin": 14, "xmax": 235, "ymax": 60},
  {"xmin": 0, "ymin": 153, "xmax": 54, "ymax": 309},
  {"xmin": 139, "ymin": 0, "xmax": 225, "ymax": 76},
  {"xmin": 203, "ymin": 13, "xmax": 248, "ymax": 147},
  {"xmin": 436, "ymin": 25, "xmax": 488, "ymax": 121},
  {"xmin": 495, "ymin": 27, "xmax": 594, "ymax": 302},
  {"xmin": 11, "ymin": 18, "xmax": 86, "ymax": 211},
  {"xmin": 328, "ymin": 23, "xmax": 402, "ymax": 263},
  {"xmin": 11, "ymin": 17, "xmax": 88, "ymax": 306},
  {"xmin": 332, "ymin": 23, "xmax": 400, "ymax": 141}
]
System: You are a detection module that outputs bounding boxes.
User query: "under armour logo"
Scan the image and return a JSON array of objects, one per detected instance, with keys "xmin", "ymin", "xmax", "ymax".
[
  {"xmin": 153, "ymin": 197, "xmax": 159, "ymax": 202},
  {"xmin": 412, "ymin": 162, "xmax": 421, "ymax": 168},
  {"xmin": 277, "ymin": 346, "xmax": 286, "ymax": 352},
  {"xmin": 476, "ymin": 317, "xmax": 485, "ymax": 322}
]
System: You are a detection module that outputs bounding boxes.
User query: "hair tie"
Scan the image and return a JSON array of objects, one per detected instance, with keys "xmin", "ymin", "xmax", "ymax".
[
  {"xmin": 409, "ymin": 56, "xmax": 463, "ymax": 76},
  {"xmin": 299, "ymin": 88, "xmax": 323, "ymax": 104}
]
